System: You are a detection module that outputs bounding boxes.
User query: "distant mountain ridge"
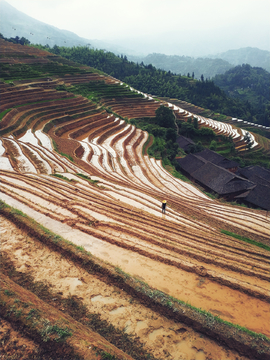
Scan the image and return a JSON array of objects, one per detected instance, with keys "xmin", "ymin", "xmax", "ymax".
[
  {"xmin": 1, "ymin": 0, "xmax": 269, "ymax": 75},
  {"xmin": 0, "ymin": 0, "xmax": 129, "ymax": 54},
  {"xmin": 128, "ymin": 47, "xmax": 270, "ymax": 79},
  {"xmin": 128, "ymin": 53, "xmax": 234, "ymax": 79},
  {"xmin": 208, "ymin": 47, "xmax": 270, "ymax": 73}
]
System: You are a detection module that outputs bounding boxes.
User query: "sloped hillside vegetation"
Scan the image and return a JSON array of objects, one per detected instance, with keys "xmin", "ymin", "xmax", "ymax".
[
  {"xmin": 33, "ymin": 44, "xmax": 260, "ymax": 123},
  {"xmin": 213, "ymin": 64, "xmax": 270, "ymax": 126}
]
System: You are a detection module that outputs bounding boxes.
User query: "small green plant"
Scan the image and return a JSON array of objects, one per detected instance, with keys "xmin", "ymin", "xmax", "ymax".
[
  {"xmin": 27, "ymin": 308, "xmax": 39, "ymax": 320},
  {"xmin": 4, "ymin": 289, "xmax": 14, "ymax": 297},
  {"xmin": 40, "ymin": 320, "xmax": 72, "ymax": 342},
  {"xmin": 6, "ymin": 305, "xmax": 19, "ymax": 317},
  {"xmin": 15, "ymin": 309, "xmax": 22, "ymax": 317},
  {"xmin": 93, "ymin": 348, "xmax": 119, "ymax": 360}
]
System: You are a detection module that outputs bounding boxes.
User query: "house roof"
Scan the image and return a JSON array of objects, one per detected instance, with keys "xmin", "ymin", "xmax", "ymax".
[
  {"xmin": 196, "ymin": 149, "xmax": 223, "ymax": 164},
  {"xmin": 217, "ymin": 158, "xmax": 239, "ymax": 170},
  {"xmin": 191, "ymin": 162, "xmax": 255, "ymax": 195},
  {"xmin": 237, "ymin": 166, "xmax": 270, "ymax": 185},
  {"xmin": 176, "ymin": 135, "xmax": 195, "ymax": 151},
  {"xmin": 196, "ymin": 149, "xmax": 239, "ymax": 169},
  {"xmin": 235, "ymin": 183, "xmax": 270, "ymax": 210},
  {"xmin": 177, "ymin": 154, "xmax": 206, "ymax": 174}
]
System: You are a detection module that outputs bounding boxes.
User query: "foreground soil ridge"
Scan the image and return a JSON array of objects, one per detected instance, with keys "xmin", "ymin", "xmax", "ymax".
[{"xmin": 1, "ymin": 202, "xmax": 269, "ymax": 360}]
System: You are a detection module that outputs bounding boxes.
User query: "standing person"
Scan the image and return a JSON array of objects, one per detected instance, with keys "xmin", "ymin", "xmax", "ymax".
[{"xmin": 162, "ymin": 200, "xmax": 167, "ymax": 214}]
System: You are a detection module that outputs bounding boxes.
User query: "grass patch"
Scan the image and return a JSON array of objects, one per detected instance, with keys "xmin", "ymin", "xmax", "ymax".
[
  {"xmin": 93, "ymin": 349, "xmax": 119, "ymax": 360},
  {"xmin": 52, "ymin": 139, "xmax": 58, "ymax": 152},
  {"xmin": 0, "ymin": 108, "xmax": 11, "ymax": 121},
  {"xmin": 40, "ymin": 321, "xmax": 73, "ymax": 343},
  {"xmin": 60, "ymin": 152, "xmax": 74, "ymax": 162},
  {"xmin": 76, "ymin": 173, "xmax": 99, "ymax": 185},
  {"xmin": 171, "ymin": 168, "xmax": 192, "ymax": 183},
  {"xmin": 221, "ymin": 230, "xmax": 270, "ymax": 251},
  {"xmin": 50, "ymin": 173, "xmax": 75, "ymax": 182},
  {"xmin": 203, "ymin": 191, "xmax": 219, "ymax": 199}
]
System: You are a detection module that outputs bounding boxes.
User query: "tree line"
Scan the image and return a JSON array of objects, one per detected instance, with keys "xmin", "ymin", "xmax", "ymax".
[
  {"xmin": 213, "ymin": 64, "xmax": 270, "ymax": 126},
  {"xmin": 32, "ymin": 43, "xmax": 262, "ymax": 124}
]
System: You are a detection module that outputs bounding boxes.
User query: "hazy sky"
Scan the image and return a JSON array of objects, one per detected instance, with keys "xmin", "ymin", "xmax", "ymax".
[{"xmin": 3, "ymin": 0, "xmax": 270, "ymax": 54}]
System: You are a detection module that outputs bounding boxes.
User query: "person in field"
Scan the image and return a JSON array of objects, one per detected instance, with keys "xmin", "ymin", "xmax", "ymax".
[{"xmin": 162, "ymin": 200, "xmax": 167, "ymax": 214}]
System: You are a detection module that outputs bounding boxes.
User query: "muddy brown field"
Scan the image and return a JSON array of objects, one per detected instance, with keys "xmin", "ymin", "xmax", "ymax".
[{"xmin": 0, "ymin": 39, "xmax": 270, "ymax": 360}]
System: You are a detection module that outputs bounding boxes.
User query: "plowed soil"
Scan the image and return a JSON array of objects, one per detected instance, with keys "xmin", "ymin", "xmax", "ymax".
[{"xmin": 1, "ymin": 215, "xmax": 252, "ymax": 360}]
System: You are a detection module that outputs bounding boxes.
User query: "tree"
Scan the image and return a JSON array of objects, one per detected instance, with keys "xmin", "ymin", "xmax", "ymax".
[
  {"xmin": 179, "ymin": 122, "xmax": 195, "ymax": 137},
  {"xmin": 209, "ymin": 140, "xmax": 217, "ymax": 151},
  {"xmin": 155, "ymin": 105, "xmax": 176, "ymax": 129},
  {"xmin": 244, "ymin": 132, "xmax": 254, "ymax": 151},
  {"xmin": 19, "ymin": 37, "xmax": 30, "ymax": 45},
  {"xmin": 199, "ymin": 127, "xmax": 215, "ymax": 139},
  {"xmin": 193, "ymin": 117, "xmax": 198, "ymax": 129},
  {"xmin": 166, "ymin": 128, "xmax": 177, "ymax": 142}
]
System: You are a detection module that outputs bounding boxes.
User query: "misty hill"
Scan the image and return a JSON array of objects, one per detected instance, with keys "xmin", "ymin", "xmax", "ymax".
[
  {"xmin": 0, "ymin": 0, "xmax": 127, "ymax": 54},
  {"xmin": 128, "ymin": 53, "xmax": 233, "ymax": 79},
  {"xmin": 213, "ymin": 64, "xmax": 270, "ymax": 126},
  {"xmin": 128, "ymin": 47, "xmax": 270, "ymax": 79},
  {"xmin": 208, "ymin": 47, "xmax": 270, "ymax": 73},
  {"xmin": 34, "ymin": 43, "xmax": 266, "ymax": 124}
]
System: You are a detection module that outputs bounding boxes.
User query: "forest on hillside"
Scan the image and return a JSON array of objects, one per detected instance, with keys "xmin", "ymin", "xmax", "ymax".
[
  {"xmin": 213, "ymin": 64, "xmax": 270, "ymax": 126},
  {"xmin": 32, "ymin": 44, "xmax": 266, "ymax": 125},
  {"xmin": 128, "ymin": 53, "xmax": 233, "ymax": 79},
  {"xmin": 1, "ymin": 33, "xmax": 268, "ymax": 126}
]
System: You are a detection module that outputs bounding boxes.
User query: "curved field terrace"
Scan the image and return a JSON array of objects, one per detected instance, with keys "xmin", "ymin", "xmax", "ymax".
[{"xmin": 0, "ymin": 39, "xmax": 269, "ymax": 360}]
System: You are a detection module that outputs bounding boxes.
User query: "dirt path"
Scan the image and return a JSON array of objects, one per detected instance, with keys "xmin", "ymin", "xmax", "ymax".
[
  {"xmin": 1, "ymin": 215, "xmax": 251, "ymax": 360},
  {"xmin": 1, "ymin": 194, "xmax": 269, "ymax": 338}
]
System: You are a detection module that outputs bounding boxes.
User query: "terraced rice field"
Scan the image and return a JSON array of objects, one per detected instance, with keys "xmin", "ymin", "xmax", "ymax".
[{"xmin": 0, "ymin": 40, "xmax": 269, "ymax": 360}]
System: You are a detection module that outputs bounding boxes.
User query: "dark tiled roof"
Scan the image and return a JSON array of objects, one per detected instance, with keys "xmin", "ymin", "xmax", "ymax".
[
  {"xmin": 196, "ymin": 149, "xmax": 224, "ymax": 164},
  {"xmin": 238, "ymin": 166, "xmax": 270, "ymax": 184},
  {"xmin": 196, "ymin": 149, "xmax": 239, "ymax": 169},
  {"xmin": 217, "ymin": 158, "xmax": 239, "ymax": 169},
  {"xmin": 191, "ymin": 162, "xmax": 255, "ymax": 195},
  {"xmin": 177, "ymin": 154, "xmax": 206, "ymax": 174},
  {"xmin": 176, "ymin": 136, "xmax": 195, "ymax": 151},
  {"xmin": 235, "ymin": 183, "xmax": 270, "ymax": 210}
]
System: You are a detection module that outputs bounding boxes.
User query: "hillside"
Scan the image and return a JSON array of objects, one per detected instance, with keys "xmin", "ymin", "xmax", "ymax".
[
  {"xmin": 128, "ymin": 47, "xmax": 270, "ymax": 78},
  {"xmin": 0, "ymin": 39, "xmax": 270, "ymax": 360},
  {"xmin": 128, "ymin": 53, "xmax": 233, "ymax": 79},
  {"xmin": 33, "ymin": 43, "xmax": 264, "ymax": 124},
  {"xmin": 213, "ymin": 64, "xmax": 270, "ymax": 127},
  {"xmin": 209, "ymin": 47, "xmax": 270, "ymax": 73}
]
